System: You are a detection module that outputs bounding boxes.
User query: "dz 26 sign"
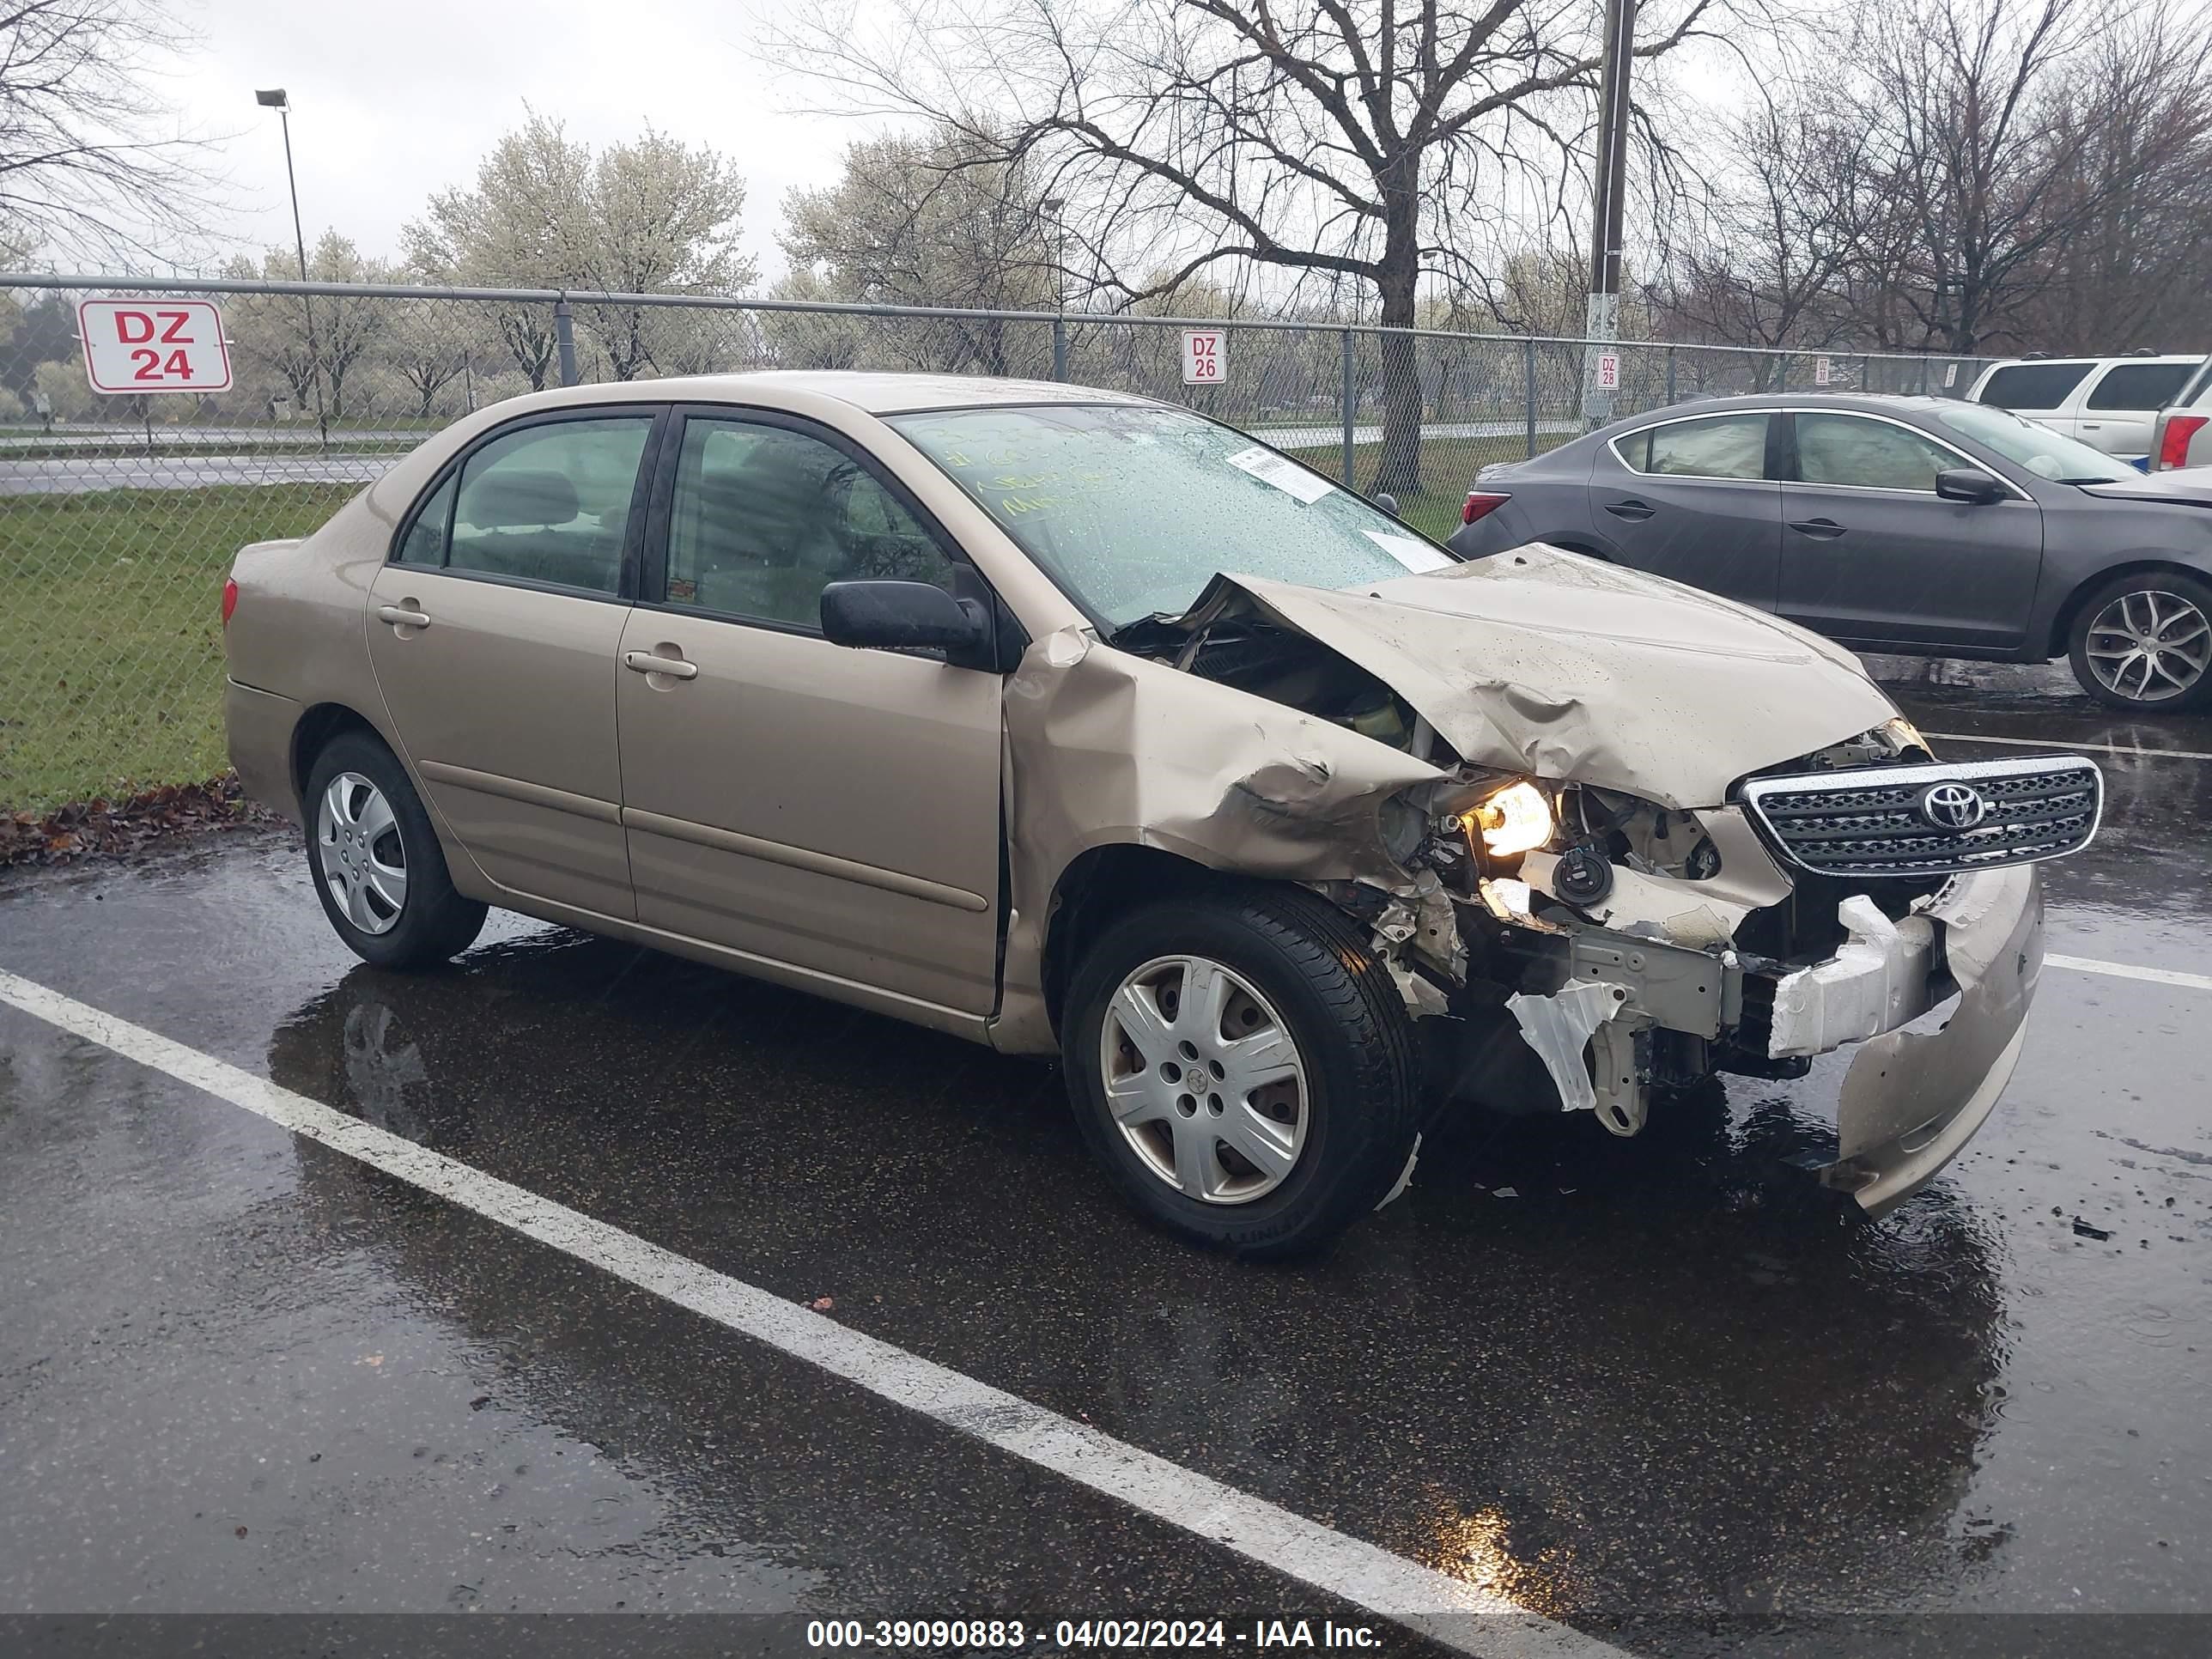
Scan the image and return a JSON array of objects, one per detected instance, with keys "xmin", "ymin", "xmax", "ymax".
[
  {"xmin": 1182, "ymin": 328, "xmax": 1225, "ymax": 385},
  {"xmin": 79, "ymin": 299, "xmax": 233, "ymax": 394}
]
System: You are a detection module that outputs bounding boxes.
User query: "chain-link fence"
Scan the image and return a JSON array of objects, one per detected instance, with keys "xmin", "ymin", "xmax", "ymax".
[{"xmin": 0, "ymin": 270, "xmax": 1997, "ymax": 811}]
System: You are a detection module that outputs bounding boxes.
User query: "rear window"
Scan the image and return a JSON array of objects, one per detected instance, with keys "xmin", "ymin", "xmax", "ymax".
[
  {"xmin": 1619, "ymin": 413, "xmax": 1768, "ymax": 480},
  {"xmin": 1977, "ymin": 362, "xmax": 2093, "ymax": 410},
  {"xmin": 2084, "ymin": 362, "xmax": 2197, "ymax": 410}
]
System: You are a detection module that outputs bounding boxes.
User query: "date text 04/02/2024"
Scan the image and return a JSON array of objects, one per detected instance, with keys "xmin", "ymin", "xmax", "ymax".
[{"xmin": 804, "ymin": 1619, "xmax": 1382, "ymax": 1649}]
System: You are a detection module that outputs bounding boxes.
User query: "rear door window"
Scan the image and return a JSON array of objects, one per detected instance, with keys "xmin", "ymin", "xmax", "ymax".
[
  {"xmin": 445, "ymin": 416, "xmax": 654, "ymax": 593},
  {"xmin": 2083, "ymin": 362, "xmax": 2197, "ymax": 410},
  {"xmin": 1620, "ymin": 414, "xmax": 1770, "ymax": 480},
  {"xmin": 1977, "ymin": 362, "xmax": 2094, "ymax": 410}
]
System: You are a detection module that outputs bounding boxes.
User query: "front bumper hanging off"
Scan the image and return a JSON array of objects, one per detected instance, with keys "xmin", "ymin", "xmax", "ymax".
[{"xmin": 1474, "ymin": 864, "xmax": 2043, "ymax": 1216}]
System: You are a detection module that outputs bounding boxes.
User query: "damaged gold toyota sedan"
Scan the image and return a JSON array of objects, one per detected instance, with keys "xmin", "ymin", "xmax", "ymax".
[{"xmin": 223, "ymin": 374, "xmax": 2102, "ymax": 1255}]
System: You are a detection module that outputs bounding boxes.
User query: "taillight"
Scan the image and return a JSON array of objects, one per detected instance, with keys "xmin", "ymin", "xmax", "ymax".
[
  {"xmin": 1462, "ymin": 490, "xmax": 1511, "ymax": 525},
  {"xmin": 222, "ymin": 576, "xmax": 239, "ymax": 627},
  {"xmin": 2158, "ymin": 414, "xmax": 2208, "ymax": 471}
]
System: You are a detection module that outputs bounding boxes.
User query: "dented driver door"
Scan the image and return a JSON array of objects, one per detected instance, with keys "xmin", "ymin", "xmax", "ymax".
[{"xmin": 612, "ymin": 410, "xmax": 1004, "ymax": 1019}]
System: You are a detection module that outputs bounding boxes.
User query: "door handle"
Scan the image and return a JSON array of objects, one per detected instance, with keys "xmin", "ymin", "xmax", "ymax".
[
  {"xmin": 2080, "ymin": 422, "xmax": 2104, "ymax": 430},
  {"xmin": 1602, "ymin": 499, "xmax": 1655, "ymax": 520},
  {"xmin": 376, "ymin": 604, "xmax": 430, "ymax": 628},
  {"xmin": 623, "ymin": 649, "xmax": 698, "ymax": 681},
  {"xmin": 1789, "ymin": 518, "xmax": 1847, "ymax": 539}
]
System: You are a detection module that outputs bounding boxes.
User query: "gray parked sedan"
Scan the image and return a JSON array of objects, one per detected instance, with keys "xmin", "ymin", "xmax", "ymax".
[{"xmin": 1447, "ymin": 394, "xmax": 2212, "ymax": 711}]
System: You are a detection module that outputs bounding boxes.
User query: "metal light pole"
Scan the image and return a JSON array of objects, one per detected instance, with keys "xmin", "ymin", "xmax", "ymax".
[
  {"xmin": 1042, "ymin": 196, "xmax": 1069, "ymax": 382},
  {"xmin": 256, "ymin": 88, "xmax": 330, "ymax": 444},
  {"xmin": 1581, "ymin": 0, "xmax": 1637, "ymax": 425}
]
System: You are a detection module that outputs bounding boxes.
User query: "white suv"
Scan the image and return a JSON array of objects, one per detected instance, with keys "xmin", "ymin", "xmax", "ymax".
[
  {"xmin": 1966, "ymin": 354, "xmax": 2205, "ymax": 467},
  {"xmin": 2150, "ymin": 357, "xmax": 2212, "ymax": 471}
]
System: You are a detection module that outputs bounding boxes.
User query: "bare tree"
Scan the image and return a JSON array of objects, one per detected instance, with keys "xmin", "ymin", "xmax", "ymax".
[
  {"xmin": 1863, "ymin": 0, "xmax": 2112, "ymax": 353},
  {"xmin": 1651, "ymin": 91, "xmax": 1867, "ymax": 371},
  {"xmin": 0, "ymin": 0, "xmax": 218, "ymax": 261},
  {"xmin": 780, "ymin": 125, "xmax": 1055, "ymax": 374},
  {"xmin": 406, "ymin": 113, "xmax": 753, "ymax": 386},
  {"xmin": 768, "ymin": 0, "xmax": 1733, "ymax": 496},
  {"xmin": 224, "ymin": 234, "xmax": 393, "ymax": 420}
]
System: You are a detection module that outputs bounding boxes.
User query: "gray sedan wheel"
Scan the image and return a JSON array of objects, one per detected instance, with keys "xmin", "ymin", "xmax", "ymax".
[{"xmin": 2069, "ymin": 571, "xmax": 2212, "ymax": 711}]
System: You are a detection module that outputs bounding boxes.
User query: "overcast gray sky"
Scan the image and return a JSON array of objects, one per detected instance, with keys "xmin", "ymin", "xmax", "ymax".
[{"xmin": 161, "ymin": 0, "xmax": 856, "ymax": 281}]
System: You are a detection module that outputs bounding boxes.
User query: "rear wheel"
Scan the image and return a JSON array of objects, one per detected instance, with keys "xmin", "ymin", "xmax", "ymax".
[
  {"xmin": 2067, "ymin": 570, "xmax": 2212, "ymax": 711},
  {"xmin": 304, "ymin": 732, "xmax": 487, "ymax": 969},
  {"xmin": 1063, "ymin": 885, "xmax": 1420, "ymax": 1258}
]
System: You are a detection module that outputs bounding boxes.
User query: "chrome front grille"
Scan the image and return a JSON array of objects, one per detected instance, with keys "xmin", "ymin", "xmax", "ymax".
[{"xmin": 1738, "ymin": 755, "xmax": 2102, "ymax": 878}]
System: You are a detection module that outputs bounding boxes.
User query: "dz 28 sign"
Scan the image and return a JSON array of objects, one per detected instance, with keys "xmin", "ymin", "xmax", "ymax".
[{"xmin": 78, "ymin": 299, "xmax": 233, "ymax": 394}]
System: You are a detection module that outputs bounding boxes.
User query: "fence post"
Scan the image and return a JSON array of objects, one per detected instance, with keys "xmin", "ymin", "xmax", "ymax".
[
  {"xmin": 1665, "ymin": 345, "xmax": 1677, "ymax": 405},
  {"xmin": 1775, "ymin": 352, "xmax": 1787, "ymax": 394},
  {"xmin": 554, "ymin": 297, "xmax": 579, "ymax": 387},
  {"xmin": 1340, "ymin": 328, "xmax": 1357, "ymax": 488},
  {"xmin": 1862, "ymin": 354, "xmax": 1873, "ymax": 392},
  {"xmin": 1919, "ymin": 356, "xmax": 1930, "ymax": 396},
  {"xmin": 1523, "ymin": 337, "xmax": 1538, "ymax": 459},
  {"xmin": 1051, "ymin": 317, "xmax": 1068, "ymax": 383}
]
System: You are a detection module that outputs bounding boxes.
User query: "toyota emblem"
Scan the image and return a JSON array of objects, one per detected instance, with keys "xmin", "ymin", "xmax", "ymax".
[{"xmin": 1917, "ymin": 781, "xmax": 1988, "ymax": 831}]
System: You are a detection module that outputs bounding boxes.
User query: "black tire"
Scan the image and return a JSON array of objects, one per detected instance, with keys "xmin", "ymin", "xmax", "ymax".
[
  {"xmin": 1062, "ymin": 884, "xmax": 1421, "ymax": 1259},
  {"xmin": 2066, "ymin": 569, "xmax": 2212, "ymax": 712},
  {"xmin": 302, "ymin": 731, "xmax": 488, "ymax": 969}
]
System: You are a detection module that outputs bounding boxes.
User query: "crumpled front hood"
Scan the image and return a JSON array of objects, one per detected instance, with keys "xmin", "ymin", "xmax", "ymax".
[{"xmin": 1176, "ymin": 544, "xmax": 1899, "ymax": 809}]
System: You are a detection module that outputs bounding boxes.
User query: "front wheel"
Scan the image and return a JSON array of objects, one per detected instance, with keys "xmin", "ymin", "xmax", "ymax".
[
  {"xmin": 2067, "ymin": 570, "xmax": 2212, "ymax": 711},
  {"xmin": 1062, "ymin": 886, "xmax": 1421, "ymax": 1258},
  {"xmin": 304, "ymin": 732, "xmax": 488, "ymax": 969}
]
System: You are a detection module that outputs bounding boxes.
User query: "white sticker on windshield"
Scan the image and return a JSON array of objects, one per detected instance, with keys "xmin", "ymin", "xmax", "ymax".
[
  {"xmin": 1225, "ymin": 444, "xmax": 1335, "ymax": 504},
  {"xmin": 1364, "ymin": 530, "xmax": 1453, "ymax": 573}
]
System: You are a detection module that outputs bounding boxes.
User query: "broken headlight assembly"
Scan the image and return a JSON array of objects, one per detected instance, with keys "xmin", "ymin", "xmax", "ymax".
[{"xmin": 1460, "ymin": 780, "xmax": 1553, "ymax": 859}]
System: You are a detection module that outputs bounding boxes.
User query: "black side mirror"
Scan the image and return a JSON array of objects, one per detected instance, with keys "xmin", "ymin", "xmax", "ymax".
[
  {"xmin": 1375, "ymin": 491, "xmax": 1401, "ymax": 519},
  {"xmin": 1936, "ymin": 467, "xmax": 2008, "ymax": 504},
  {"xmin": 821, "ymin": 580, "xmax": 988, "ymax": 654}
]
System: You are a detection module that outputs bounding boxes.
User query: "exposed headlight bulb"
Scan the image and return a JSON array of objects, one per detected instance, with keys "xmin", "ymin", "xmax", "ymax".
[{"xmin": 1462, "ymin": 780, "xmax": 1553, "ymax": 858}]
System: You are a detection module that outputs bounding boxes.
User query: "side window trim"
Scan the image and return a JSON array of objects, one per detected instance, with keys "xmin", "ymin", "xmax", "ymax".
[
  {"xmin": 384, "ymin": 404, "xmax": 672, "ymax": 602},
  {"xmin": 1607, "ymin": 410, "xmax": 1771, "ymax": 482},
  {"xmin": 1778, "ymin": 408, "xmax": 2016, "ymax": 495},
  {"xmin": 637, "ymin": 403, "xmax": 978, "ymax": 634}
]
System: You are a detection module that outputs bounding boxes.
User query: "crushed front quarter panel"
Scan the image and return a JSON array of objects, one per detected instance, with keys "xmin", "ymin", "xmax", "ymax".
[{"xmin": 989, "ymin": 625, "xmax": 1445, "ymax": 1053}]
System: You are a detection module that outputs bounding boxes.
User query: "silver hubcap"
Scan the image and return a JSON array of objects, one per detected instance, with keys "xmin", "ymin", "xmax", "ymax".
[
  {"xmin": 2085, "ymin": 589, "xmax": 2210, "ymax": 702},
  {"xmin": 1098, "ymin": 954, "xmax": 1309, "ymax": 1206},
  {"xmin": 316, "ymin": 772, "xmax": 408, "ymax": 936}
]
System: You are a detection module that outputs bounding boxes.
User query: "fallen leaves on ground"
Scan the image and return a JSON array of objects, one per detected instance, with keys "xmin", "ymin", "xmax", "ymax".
[{"xmin": 0, "ymin": 774, "xmax": 282, "ymax": 869}]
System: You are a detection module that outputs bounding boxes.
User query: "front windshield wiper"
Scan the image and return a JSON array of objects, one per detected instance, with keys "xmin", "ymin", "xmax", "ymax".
[{"xmin": 2061, "ymin": 476, "xmax": 2130, "ymax": 485}]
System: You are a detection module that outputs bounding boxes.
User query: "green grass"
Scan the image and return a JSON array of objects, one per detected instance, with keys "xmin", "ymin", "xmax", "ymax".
[
  {"xmin": 0, "ymin": 484, "xmax": 349, "ymax": 812},
  {"xmin": 0, "ymin": 428, "xmax": 1563, "ymax": 814},
  {"xmin": 1278, "ymin": 434, "xmax": 1542, "ymax": 542}
]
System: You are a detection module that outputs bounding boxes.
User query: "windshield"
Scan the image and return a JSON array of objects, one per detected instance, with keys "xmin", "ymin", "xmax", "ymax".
[
  {"xmin": 1933, "ymin": 402, "xmax": 2134, "ymax": 484},
  {"xmin": 886, "ymin": 403, "xmax": 1455, "ymax": 628}
]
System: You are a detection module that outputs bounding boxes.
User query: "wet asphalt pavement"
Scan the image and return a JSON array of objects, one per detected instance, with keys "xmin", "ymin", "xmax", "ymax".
[{"xmin": 3, "ymin": 661, "xmax": 2209, "ymax": 1657}]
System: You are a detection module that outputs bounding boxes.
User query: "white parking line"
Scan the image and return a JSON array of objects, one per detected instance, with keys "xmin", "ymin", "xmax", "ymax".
[
  {"xmin": 1927, "ymin": 731, "xmax": 2212, "ymax": 763},
  {"xmin": 0, "ymin": 967, "xmax": 1618, "ymax": 1659},
  {"xmin": 2047, "ymin": 954, "xmax": 2212, "ymax": 993}
]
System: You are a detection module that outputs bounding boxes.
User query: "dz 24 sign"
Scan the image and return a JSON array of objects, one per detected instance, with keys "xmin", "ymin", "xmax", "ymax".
[{"xmin": 79, "ymin": 299, "xmax": 233, "ymax": 394}]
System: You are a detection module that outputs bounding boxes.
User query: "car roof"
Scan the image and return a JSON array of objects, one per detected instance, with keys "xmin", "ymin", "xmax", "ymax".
[
  {"xmin": 529, "ymin": 369, "xmax": 1159, "ymax": 416},
  {"xmin": 1600, "ymin": 392, "xmax": 1982, "ymax": 423},
  {"xmin": 1977, "ymin": 353, "xmax": 2205, "ymax": 369}
]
